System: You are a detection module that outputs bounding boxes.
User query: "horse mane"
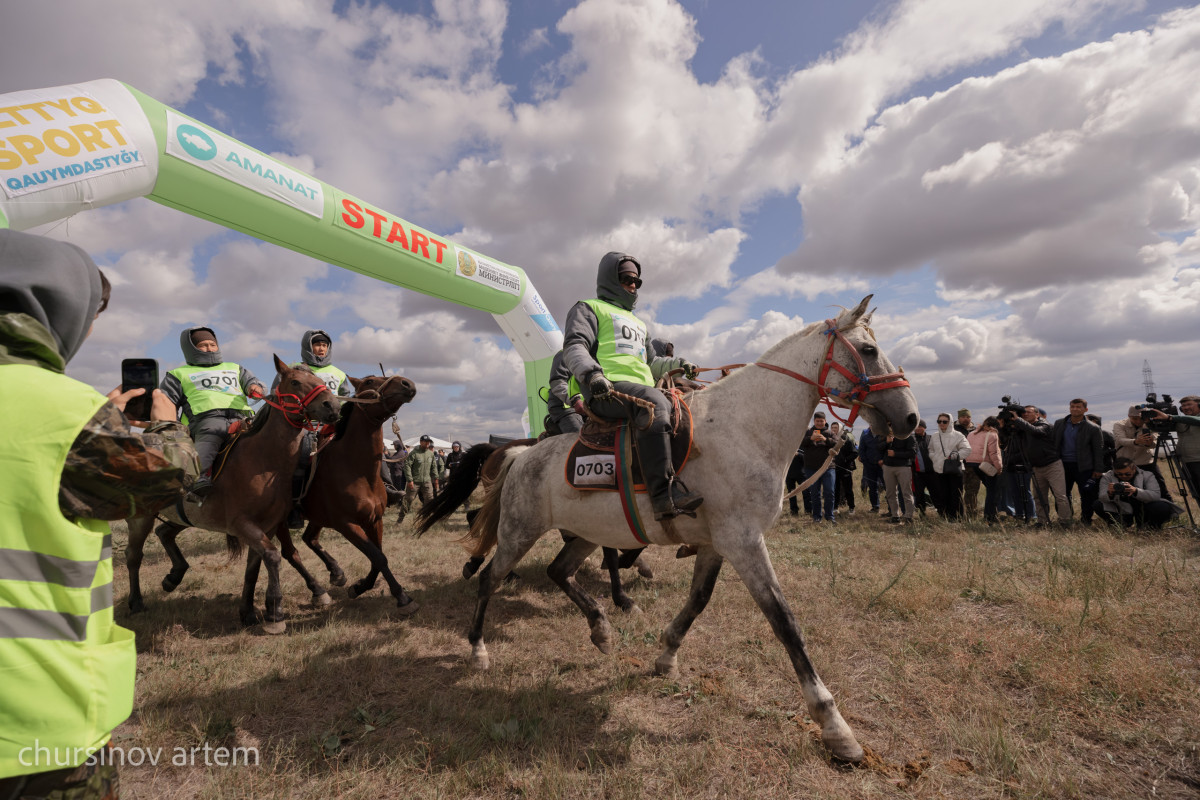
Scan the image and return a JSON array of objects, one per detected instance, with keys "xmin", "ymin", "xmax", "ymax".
[{"xmin": 332, "ymin": 399, "xmax": 354, "ymax": 441}]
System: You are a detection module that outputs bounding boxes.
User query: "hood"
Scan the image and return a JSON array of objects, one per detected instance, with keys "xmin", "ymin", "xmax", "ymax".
[
  {"xmin": 300, "ymin": 329, "xmax": 332, "ymax": 368},
  {"xmin": 180, "ymin": 326, "xmax": 222, "ymax": 367},
  {"xmin": 0, "ymin": 229, "xmax": 103, "ymax": 365},
  {"xmin": 596, "ymin": 251, "xmax": 638, "ymax": 311}
]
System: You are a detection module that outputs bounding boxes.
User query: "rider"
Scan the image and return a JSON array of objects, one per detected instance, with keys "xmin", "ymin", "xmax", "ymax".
[
  {"xmin": 293, "ymin": 329, "xmax": 351, "ymax": 397},
  {"xmin": 544, "ymin": 349, "xmax": 583, "ymax": 436},
  {"xmin": 161, "ymin": 327, "xmax": 266, "ymax": 498},
  {"xmin": 563, "ymin": 251, "xmax": 701, "ymax": 521}
]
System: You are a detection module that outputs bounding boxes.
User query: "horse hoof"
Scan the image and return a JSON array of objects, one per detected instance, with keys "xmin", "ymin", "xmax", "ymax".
[
  {"xmin": 161, "ymin": 573, "xmax": 182, "ymax": 593},
  {"xmin": 262, "ymin": 621, "xmax": 287, "ymax": 635},
  {"xmin": 653, "ymin": 654, "xmax": 679, "ymax": 678},
  {"xmin": 312, "ymin": 592, "xmax": 332, "ymax": 607},
  {"xmin": 240, "ymin": 612, "xmax": 263, "ymax": 628},
  {"xmin": 590, "ymin": 621, "xmax": 613, "ymax": 654},
  {"xmin": 396, "ymin": 597, "xmax": 420, "ymax": 616},
  {"xmin": 471, "ymin": 644, "xmax": 490, "ymax": 670},
  {"xmin": 634, "ymin": 558, "xmax": 655, "ymax": 579},
  {"xmin": 619, "ymin": 604, "xmax": 642, "ymax": 615},
  {"xmin": 128, "ymin": 598, "xmax": 145, "ymax": 614},
  {"xmin": 824, "ymin": 733, "xmax": 865, "ymax": 763},
  {"xmin": 329, "ymin": 572, "xmax": 347, "ymax": 587}
]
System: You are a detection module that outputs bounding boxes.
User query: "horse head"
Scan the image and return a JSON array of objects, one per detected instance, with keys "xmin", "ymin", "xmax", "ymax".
[
  {"xmin": 348, "ymin": 374, "xmax": 418, "ymax": 418},
  {"xmin": 829, "ymin": 296, "xmax": 920, "ymax": 438},
  {"xmin": 272, "ymin": 354, "xmax": 341, "ymax": 425}
]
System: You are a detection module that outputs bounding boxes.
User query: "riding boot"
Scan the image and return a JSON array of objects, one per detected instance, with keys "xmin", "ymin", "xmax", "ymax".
[
  {"xmin": 189, "ymin": 474, "xmax": 214, "ymax": 498},
  {"xmin": 638, "ymin": 432, "xmax": 702, "ymax": 520}
]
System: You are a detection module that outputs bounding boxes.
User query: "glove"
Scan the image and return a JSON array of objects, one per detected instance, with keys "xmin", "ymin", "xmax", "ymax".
[
  {"xmin": 589, "ymin": 374, "xmax": 614, "ymax": 399},
  {"xmin": 682, "ymin": 361, "xmax": 699, "ymax": 380}
]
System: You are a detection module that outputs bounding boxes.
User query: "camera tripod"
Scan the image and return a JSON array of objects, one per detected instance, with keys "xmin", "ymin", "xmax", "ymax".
[{"xmin": 1152, "ymin": 432, "xmax": 1198, "ymax": 532}]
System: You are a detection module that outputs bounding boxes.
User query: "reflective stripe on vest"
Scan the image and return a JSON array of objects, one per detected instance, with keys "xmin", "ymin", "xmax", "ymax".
[
  {"xmin": 569, "ymin": 298, "xmax": 654, "ymax": 396},
  {"xmin": 0, "ymin": 364, "xmax": 136, "ymax": 778},
  {"xmin": 169, "ymin": 362, "xmax": 253, "ymax": 416}
]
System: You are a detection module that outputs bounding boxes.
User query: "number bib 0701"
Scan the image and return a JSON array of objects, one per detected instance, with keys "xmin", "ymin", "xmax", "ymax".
[
  {"xmin": 609, "ymin": 312, "xmax": 647, "ymax": 359},
  {"xmin": 186, "ymin": 369, "xmax": 241, "ymax": 395}
]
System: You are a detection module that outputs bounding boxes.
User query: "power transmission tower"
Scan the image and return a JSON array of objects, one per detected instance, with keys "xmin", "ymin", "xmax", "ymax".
[{"xmin": 1142, "ymin": 360, "xmax": 1156, "ymax": 398}]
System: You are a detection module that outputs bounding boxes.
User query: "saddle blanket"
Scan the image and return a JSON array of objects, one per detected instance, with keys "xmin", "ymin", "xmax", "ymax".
[{"xmin": 564, "ymin": 399, "xmax": 693, "ymax": 492}]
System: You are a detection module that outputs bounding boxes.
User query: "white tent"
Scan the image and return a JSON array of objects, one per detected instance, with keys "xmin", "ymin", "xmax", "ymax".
[{"xmin": 400, "ymin": 435, "xmax": 457, "ymax": 450}]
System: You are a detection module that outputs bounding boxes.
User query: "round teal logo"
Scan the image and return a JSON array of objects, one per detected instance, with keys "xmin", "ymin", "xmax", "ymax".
[{"xmin": 176, "ymin": 124, "xmax": 217, "ymax": 161}]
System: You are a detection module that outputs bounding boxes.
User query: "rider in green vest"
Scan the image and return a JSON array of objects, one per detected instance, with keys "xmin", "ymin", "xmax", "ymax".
[
  {"xmin": 161, "ymin": 327, "xmax": 265, "ymax": 498},
  {"xmin": 292, "ymin": 329, "xmax": 351, "ymax": 396},
  {"xmin": 562, "ymin": 251, "xmax": 702, "ymax": 520},
  {"xmin": 0, "ymin": 229, "xmax": 197, "ymax": 797}
]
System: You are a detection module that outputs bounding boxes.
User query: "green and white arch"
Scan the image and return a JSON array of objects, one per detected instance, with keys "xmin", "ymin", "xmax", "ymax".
[{"xmin": 0, "ymin": 79, "xmax": 560, "ymax": 434}]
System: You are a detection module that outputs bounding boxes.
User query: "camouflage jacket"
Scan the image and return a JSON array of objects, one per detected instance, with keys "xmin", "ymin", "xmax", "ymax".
[{"xmin": 1, "ymin": 311, "xmax": 200, "ymax": 521}]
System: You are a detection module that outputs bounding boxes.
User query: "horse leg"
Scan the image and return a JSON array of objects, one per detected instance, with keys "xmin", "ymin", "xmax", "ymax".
[
  {"xmin": 467, "ymin": 522, "xmax": 544, "ymax": 671},
  {"xmin": 548, "ymin": 536, "xmax": 614, "ymax": 652},
  {"xmin": 301, "ymin": 522, "xmax": 346, "ymax": 587},
  {"xmin": 260, "ymin": 546, "xmax": 287, "ymax": 634},
  {"xmin": 276, "ymin": 524, "xmax": 331, "ymax": 607},
  {"xmin": 155, "ymin": 521, "xmax": 189, "ymax": 593},
  {"xmin": 239, "ymin": 549, "xmax": 264, "ymax": 628},
  {"xmin": 722, "ymin": 537, "xmax": 864, "ymax": 763},
  {"xmin": 601, "ymin": 546, "xmax": 638, "ymax": 613},
  {"xmin": 125, "ymin": 516, "xmax": 154, "ymax": 613},
  {"xmin": 654, "ymin": 546, "xmax": 723, "ymax": 679},
  {"xmin": 342, "ymin": 523, "xmax": 418, "ymax": 615}
]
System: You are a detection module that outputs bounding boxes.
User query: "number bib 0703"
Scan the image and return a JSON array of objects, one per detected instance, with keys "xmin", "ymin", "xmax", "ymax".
[
  {"xmin": 573, "ymin": 454, "xmax": 616, "ymax": 486},
  {"xmin": 609, "ymin": 312, "xmax": 647, "ymax": 359}
]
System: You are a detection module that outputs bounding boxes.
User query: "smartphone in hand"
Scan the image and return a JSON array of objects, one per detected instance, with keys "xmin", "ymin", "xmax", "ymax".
[{"xmin": 120, "ymin": 358, "xmax": 159, "ymax": 421}]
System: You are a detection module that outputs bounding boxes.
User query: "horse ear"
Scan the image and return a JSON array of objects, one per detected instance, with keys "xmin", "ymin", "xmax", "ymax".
[
  {"xmin": 273, "ymin": 354, "xmax": 288, "ymax": 374},
  {"xmin": 349, "ymin": 376, "xmax": 364, "ymax": 392},
  {"xmin": 849, "ymin": 295, "xmax": 873, "ymax": 321}
]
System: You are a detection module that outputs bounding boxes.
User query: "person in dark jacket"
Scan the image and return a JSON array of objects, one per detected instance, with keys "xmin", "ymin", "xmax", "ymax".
[
  {"xmin": 784, "ymin": 446, "xmax": 811, "ymax": 517},
  {"xmin": 881, "ymin": 429, "xmax": 916, "ymax": 522},
  {"xmin": 858, "ymin": 427, "xmax": 885, "ymax": 513},
  {"xmin": 910, "ymin": 420, "xmax": 934, "ymax": 516},
  {"xmin": 562, "ymin": 252, "xmax": 699, "ymax": 520},
  {"xmin": 830, "ymin": 422, "xmax": 858, "ymax": 513},
  {"xmin": 801, "ymin": 412, "xmax": 836, "ymax": 523},
  {"xmin": 998, "ymin": 405, "xmax": 1070, "ymax": 526},
  {"xmin": 1052, "ymin": 399, "xmax": 1105, "ymax": 525}
]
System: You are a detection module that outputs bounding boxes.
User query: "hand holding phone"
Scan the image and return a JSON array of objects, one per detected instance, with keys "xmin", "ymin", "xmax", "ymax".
[{"xmin": 120, "ymin": 358, "xmax": 159, "ymax": 422}]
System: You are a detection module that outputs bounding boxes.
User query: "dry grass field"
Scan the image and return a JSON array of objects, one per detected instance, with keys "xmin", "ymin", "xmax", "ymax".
[{"xmin": 107, "ymin": 501, "xmax": 1200, "ymax": 799}]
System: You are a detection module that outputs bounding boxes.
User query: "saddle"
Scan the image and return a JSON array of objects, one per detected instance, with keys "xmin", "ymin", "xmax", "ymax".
[{"xmin": 564, "ymin": 395, "xmax": 694, "ymax": 492}]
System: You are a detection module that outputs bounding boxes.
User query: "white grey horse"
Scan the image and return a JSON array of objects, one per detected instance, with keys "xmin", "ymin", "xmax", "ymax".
[{"xmin": 462, "ymin": 296, "xmax": 919, "ymax": 762}]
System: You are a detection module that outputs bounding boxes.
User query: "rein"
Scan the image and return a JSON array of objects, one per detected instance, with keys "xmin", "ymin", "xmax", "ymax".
[
  {"xmin": 692, "ymin": 318, "xmax": 910, "ymax": 427},
  {"xmin": 260, "ymin": 384, "xmax": 333, "ymax": 431}
]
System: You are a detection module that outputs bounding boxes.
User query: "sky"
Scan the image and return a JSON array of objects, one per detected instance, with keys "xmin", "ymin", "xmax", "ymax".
[{"xmin": 2, "ymin": 0, "xmax": 1199, "ymax": 442}]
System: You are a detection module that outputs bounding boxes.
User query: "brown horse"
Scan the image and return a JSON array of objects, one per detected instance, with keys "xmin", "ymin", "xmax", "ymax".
[
  {"xmin": 416, "ymin": 440, "xmax": 651, "ymax": 612},
  {"xmin": 274, "ymin": 374, "xmax": 420, "ymax": 613},
  {"xmin": 125, "ymin": 356, "xmax": 341, "ymax": 633}
]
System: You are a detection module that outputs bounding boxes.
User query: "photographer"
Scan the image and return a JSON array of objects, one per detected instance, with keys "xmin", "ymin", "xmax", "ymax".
[
  {"xmin": 1094, "ymin": 457, "xmax": 1176, "ymax": 530},
  {"xmin": 1113, "ymin": 406, "xmax": 1171, "ymax": 500},
  {"xmin": 997, "ymin": 405, "xmax": 1070, "ymax": 527},
  {"xmin": 1145, "ymin": 395, "xmax": 1200, "ymax": 498},
  {"xmin": 998, "ymin": 406, "xmax": 1036, "ymax": 524}
]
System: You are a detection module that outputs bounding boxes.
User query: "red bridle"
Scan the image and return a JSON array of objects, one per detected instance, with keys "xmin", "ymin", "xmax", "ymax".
[
  {"xmin": 754, "ymin": 318, "xmax": 910, "ymax": 428},
  {"xmin": 260, "ymin": 384, "xmax": 333, "ymax": 431}
]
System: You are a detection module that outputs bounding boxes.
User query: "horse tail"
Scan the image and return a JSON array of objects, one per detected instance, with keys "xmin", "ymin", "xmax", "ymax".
[
  {"xmin": 414, "ymin": 442, "xmax": 499, "ymax": 536},
  {"xmin": 458, "ymin": 450, "xmax": 518, "ymax": 559},
  {"xmin": 225, "ymin": 534, "xmax": 243, "ymax": 559}
]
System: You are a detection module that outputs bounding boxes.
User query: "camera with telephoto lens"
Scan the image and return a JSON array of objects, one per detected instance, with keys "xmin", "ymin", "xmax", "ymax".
[
  {"xmin": 997, "ymin": 395, "xmax": 1025, "ymax": 419},
  {"xmin": 1139, "ymin": 393, "xmax": 1178, "ymax": 432}
]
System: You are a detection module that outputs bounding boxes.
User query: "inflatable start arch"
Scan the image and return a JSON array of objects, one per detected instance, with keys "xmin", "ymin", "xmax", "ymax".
[{"xmin": 0, "ymin": 79, "xmax": 560, "ymax": 434}]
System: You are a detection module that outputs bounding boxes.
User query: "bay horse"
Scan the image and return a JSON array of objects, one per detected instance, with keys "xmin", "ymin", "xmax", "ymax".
[
  {"xmin": 124, "ymin": 356, "xmax": 341, "ymax": 633},
  {"xmin": 273, "ymin": 374, "xmax": 420, "ymax": 613},
  {"xmin": 461, "ymin": 296, "xmax": 918, "ymax": 762},
  {"xmin": 416, "ymin": 440, "xmax": 651, "ymax": 612}
]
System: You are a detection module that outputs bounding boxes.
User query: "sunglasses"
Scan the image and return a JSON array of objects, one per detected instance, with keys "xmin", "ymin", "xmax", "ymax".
[
  {"xmin": 937, "ymin": 420, "xmax": 950, "ymax": 424},
  {"xmin": 619, "ymin": 274, "xmax": 643, "ymax": 288}
]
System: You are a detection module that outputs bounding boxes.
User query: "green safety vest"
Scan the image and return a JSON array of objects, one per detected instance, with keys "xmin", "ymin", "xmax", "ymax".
[
  {"xmin": 169, "ymin": 362, "xmax": 253, "ymax": 418},
  {"xmin": 568, "ymin": 297, "xmax": 653, "ymax": 396},
  {"xmin": 291, "ymin": 363, "xmax": 348, "ymax": 395},
  {"xmin": 0, "ymin": 365, "xmax": 136, "ymax": 779}
]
